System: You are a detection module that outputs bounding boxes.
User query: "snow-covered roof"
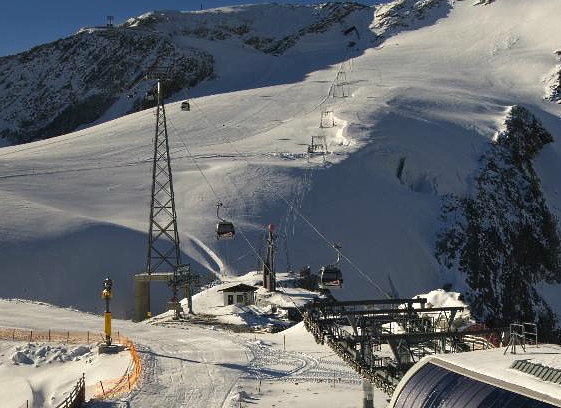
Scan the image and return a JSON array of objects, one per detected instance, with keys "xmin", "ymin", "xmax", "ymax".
[
  {"xmin": 218, "ymin": 283, "xmax": 259, "ymax": 292},
  {"xmin": 412, "ymin": 344, "xmax": 561, "ymax": 405}
]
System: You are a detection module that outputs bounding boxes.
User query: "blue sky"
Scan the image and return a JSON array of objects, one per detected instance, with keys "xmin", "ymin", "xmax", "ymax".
[{"xmin": 1, "ymin": 0, "xmax": 383, "ymax": 57}]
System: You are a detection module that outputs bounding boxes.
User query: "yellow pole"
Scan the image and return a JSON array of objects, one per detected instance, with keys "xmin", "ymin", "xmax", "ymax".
[
  {"xmin": 102, "ymin": 287, "xmax": 112, "ymax": 345},
  {"xmin": 104, "ymin": 312, "xmax": 112, "ymax": 342}
]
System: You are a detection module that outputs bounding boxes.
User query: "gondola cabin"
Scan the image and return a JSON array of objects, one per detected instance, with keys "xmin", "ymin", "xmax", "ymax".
[
  {"xmin": 145, "ymin": 90, "xmax": 156, "ymax": 102},
  {"xmin": 319, "ymin": 265, "xmax": 343, "ymax": 289},
  {"xmin": 216, "ymin": 221, "xmax": 235, "ymax": 239},
  {"xmin": 180, "ymin": 100, "xmax": 190, "ymax": 111}
]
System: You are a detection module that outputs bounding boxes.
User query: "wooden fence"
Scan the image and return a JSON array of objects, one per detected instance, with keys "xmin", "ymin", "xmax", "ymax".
[
  {"xmin": 16, "ymin": 374, "xmax": 85, "ymax": 408},
  {"xmin": 55, "ymin": 374, "xmax": 86, "ymax": 408},
  {"xmin": 1, "ymin": 327, "xmax": 141, "ymax": 405},
  {"xmin": 0, "ymin": 327, "xmax": 108, "ymax": 344}
]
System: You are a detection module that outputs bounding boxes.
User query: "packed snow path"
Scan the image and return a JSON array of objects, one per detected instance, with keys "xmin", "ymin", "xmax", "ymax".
[
  {"xmin": 0, "ymin": 300, "xmax": 369, "ymax": 408},
  {"xmin": 126, "ymin": 328, "xmax": 248, "ymax": 407},
  {"xmin": 244, "ymin": 338, "xmax": 361, "ymax": 384},
  {"xmin": 0, "ymin": 301, "xmax": 248, "ymax": 408}
]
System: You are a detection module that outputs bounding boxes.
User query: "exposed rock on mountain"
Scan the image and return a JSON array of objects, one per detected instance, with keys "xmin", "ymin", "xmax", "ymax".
[
  {"xmin": 124, "ymin": 3, "xmax": 369, "ymax": 56},
  {"xmin": 0, "ymin": 1, "xmax": 463, "ymax": 145},
  {"xmin": 0, "ymin": 30, "xmax": 214, "ymax": 143},
  {"xmin": 544, "ymin": 50, "xmax": 561, "ymax": 103},
  {"xmin": 372, "ymin": 0, "xmax": 452, "ymax": 38},
  {"xmin": 436, "ymin": 105, "xmax": 561, "ymax": 341}
]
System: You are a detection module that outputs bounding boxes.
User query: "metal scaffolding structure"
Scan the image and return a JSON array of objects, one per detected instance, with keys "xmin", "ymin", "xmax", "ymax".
[
  {"xmin": 134, "ymin": 73, "xmax": 198, "ymax": 321},
  {"xmin": 303, "ymin": 298, "xmax": 507, "ymax": 395},
  {"xmin": 146, "ymin": 77, "xmax": 181, "ymax": 275}
]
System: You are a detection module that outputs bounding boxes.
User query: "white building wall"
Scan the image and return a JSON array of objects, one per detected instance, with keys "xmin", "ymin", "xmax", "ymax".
[{"xmin": 222, "ymin": 291, "xmax": 255, "ymax": 306}]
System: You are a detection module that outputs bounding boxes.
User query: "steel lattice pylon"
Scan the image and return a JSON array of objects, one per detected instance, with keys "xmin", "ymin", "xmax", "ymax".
[{"xmin": 146, "ymin": 80, "xmax": 181, "ymax": 274}]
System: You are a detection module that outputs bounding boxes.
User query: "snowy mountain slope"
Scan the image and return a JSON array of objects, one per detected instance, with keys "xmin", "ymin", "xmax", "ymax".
[
  {"xmin": 0, "ymin": 30, "xmax": 214, "ymax": 143},
  {"xmin": 0, "ymin": 2, "xmax": 373, "ymax": 145},
  {"xmin": 0, "ymin": 0, "xmax": 458, "ymax": 145},
  {"xmin": 1, "ymin": 0, "xmax": 561, "ymax": 340}
]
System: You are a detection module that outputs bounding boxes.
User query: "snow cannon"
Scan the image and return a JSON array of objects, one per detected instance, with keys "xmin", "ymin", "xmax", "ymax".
[
  {"xmin": 102, "ymin": 277, "xmax": 113, "ymax": 345},
  {"xmin": 99, "ymin": 277, "xmax": 121, "ymax": 354}
]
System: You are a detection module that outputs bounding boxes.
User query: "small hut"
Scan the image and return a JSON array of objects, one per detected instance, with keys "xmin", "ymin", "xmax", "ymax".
[{"xmin": 218, "ymin": 284, "xmax": 258, "ymax": 306}]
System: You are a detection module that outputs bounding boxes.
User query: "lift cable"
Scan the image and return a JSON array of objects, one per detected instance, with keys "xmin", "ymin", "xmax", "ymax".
[
  {"xmin": 0, "ymin": 59, "xmax": 390, "ymax": 300},
  {"xmin": 166, "ymin": 115, "xmax": 311, "ymax": 311},
  {"xmin": 0, "ymin": 60, "xmax": 340, "ymax": 175},
  {"xmin": 183, "ymin": 84, "xmax": 392, "ymax": 300},
  {"xmin": 166, "ymin": 116, "xmax": 273, "ymax": 271},
  {"xmin": 166, "ymin": 119, "xmax": 220, "ymax": 200}
]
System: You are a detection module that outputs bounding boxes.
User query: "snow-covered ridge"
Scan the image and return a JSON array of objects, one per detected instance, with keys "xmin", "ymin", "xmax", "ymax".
[
  {"xmin": 0, "ymin": 0, "xmax": 468, "ymax": 145},
  {"xmin": 124, "ymin": 3, "xmax": 369, "ymax": 54},
  {"xmin": 2, "ymin": 3, "xmax": 374, "ymax": 144},
  {"xmin": 0, "ymin": 30, "xmax": 214, "ymax": 143}
]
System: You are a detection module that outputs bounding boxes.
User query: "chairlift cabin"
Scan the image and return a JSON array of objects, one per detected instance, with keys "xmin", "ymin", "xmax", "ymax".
[
  {"xmin": 216, "ymin": 221, "xmax": 235, "ymax": 239},
  {"xmin": 180, "ymin": 100, "xmax": 190, "ymax": 111},
  {"xmin": 319, "ymin": 265, "xmax": 343, "ymax": 289},
  {"xmin": 145, "ymin": 90, "xmax": 156, "ymax": 102},
  {"xmin": 215, "ymin": 202, "xmax": 235, "ymax": 240}
]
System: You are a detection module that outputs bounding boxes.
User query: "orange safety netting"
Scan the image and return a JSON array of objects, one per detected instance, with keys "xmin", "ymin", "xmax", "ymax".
[
  {"xmin": 0, "ymin": 327, "xmax": 142, "ymax": 400},
  {"xmin": 88, "ymin": 340, "xmax": 142, "ymax": 400}
]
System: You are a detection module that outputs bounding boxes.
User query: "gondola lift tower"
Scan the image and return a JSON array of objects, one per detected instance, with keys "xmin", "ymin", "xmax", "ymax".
[
  {"xmin": 263, "ymin": 224, "xmax": 276, "ymax": 292},
  {"xmin": 133, "ymin": 72, "xmax": 197, "ymax": 321}
]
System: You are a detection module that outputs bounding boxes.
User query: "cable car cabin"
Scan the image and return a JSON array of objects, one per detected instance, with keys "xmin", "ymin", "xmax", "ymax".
[
  {"xmin": 319, "ymin": 265, "xmax": 343, "ymax": 289},
  {"xmin": 145, "ymin": 90, "xmax": 157, "ymax": 102},
  {"xmin": 216, "ymin": 221, "xmax": 235, "ymax": 239},
  {"xmin": 180, "ymin": 101, "xmax": 190, "ymax": 111}
]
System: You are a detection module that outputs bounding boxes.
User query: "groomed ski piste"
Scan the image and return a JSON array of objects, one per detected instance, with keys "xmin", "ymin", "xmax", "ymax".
[
  {"xmin": 2, "ymin": 0, "xmax": 561, "ymax": 407},
  {"xmin": 0, "ymin": 278, "xmax": 366, "ymax": 407}
]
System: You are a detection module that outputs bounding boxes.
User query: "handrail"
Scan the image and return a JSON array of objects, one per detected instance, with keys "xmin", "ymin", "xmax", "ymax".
[{"xmin": 55, "ymin": 374, "xmax": 85, "ymax": 408}]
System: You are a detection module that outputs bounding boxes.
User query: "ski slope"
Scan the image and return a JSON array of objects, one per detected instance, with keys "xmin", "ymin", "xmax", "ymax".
[
  {"xmin": 2, "ymin": 0, "xmax": 561, "ymax": 317},
  {"xmin": 1, "ymin": 0, "xmax": 561, "ymax": 405}
]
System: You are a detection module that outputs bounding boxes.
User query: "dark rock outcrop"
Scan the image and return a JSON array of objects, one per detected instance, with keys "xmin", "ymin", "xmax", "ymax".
[{"xmin": 436, "ymin": 105, "xmax": 561, "ymax": 341}]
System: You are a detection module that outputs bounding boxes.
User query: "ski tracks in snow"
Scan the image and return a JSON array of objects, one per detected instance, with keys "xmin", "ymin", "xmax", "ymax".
[
  {"xmin": 243, "ymin": 339, "xmax": 361, "ymax": 385},
  {"xmin": 118, "ymin": 329, "xmax": 248, "ymax": 408}
]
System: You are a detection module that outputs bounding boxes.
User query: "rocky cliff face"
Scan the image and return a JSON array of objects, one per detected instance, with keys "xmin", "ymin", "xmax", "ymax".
[
  {"xmin": 436, "ymin": 106, "xmax": 561, "ymax": 341},
  {"xmin": 544, "ymin": 50, "xmax": 561, "ymax": 104},
  {"xmin": 0, "ymin": 29, "xmax": 214, "ymax": 144},
  {"xmin": 372, "ymin": 0, "xmax": 452, "ymax": 38},
  {"xmin": 0, "ymin": 1, "xmax": 460, "ymax": 145},
  {"xmin": 0, "ymin": 2, "xmax": 371, "ymax": 145}
]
